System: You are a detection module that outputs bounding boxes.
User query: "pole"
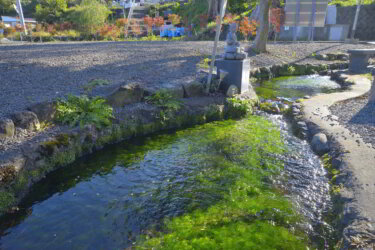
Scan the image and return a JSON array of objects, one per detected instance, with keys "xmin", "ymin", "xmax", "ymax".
[
  {"xmin": 206, "ymin": 0, "xmax": 227, "ymax": 94},
  {"xmin": 16, "ymin": 0, "xmax": 27, "ymax": 35},
  {"xmin": 351, "ymin": 0, "xmax": 361, "ymax": 40}
]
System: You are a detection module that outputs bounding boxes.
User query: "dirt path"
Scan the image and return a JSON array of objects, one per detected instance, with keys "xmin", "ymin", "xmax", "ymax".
[{"xmin": 302, "ymin": 74, "xmax": 375, "ymax": 248}]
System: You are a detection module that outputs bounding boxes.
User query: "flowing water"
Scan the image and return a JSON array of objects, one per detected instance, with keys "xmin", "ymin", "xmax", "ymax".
[
  {"xmin": 0, "ymin": 76, "xmax": 339, "ymax": 249},
  {"xmin": 255, "ymin": 75, "xmax": 341, "ymax": 101}
]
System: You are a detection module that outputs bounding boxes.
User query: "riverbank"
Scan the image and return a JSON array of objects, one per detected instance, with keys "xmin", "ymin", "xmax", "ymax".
[{"xmin": 299, "ymin": 73, "xmax": 375, "ymax": 249}]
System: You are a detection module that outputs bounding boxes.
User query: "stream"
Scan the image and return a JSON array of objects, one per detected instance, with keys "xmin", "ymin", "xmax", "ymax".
[{"xmin": 0, "ymin": 75, "xmax": 341, "ymax": 249}]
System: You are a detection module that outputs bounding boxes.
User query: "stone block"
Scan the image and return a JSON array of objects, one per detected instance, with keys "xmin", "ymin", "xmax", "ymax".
[
  {"xmin": 183, "ymin": 81, "xmax": 205, "ymax": 98},
  {"xmin": 27, "ymin": 102, "xmax": 56, "ymax": 123},
  {"xmin": 215, "ymin": 59, "xmax": 250, "ymax": 94},
  {"xmin": 11, "ymin": 111, "xmax": 40, "ymax": 131},
  {"xmin": 107, "ymin": 83, "xmax": 144, "ymax": 107},
  {"xmin": 0, "ymin": 119, "xmax": 15, "ymax": 139}
]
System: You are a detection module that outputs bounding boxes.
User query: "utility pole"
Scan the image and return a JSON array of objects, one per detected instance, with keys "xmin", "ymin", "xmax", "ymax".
[
  {"xmin": 206, "ymin": 0, "xmax": 228, "ymax": 94},
  {"xmin": 15, "ymin": 0, "xmax": 27, "ymax": 35},
  {"xmin": 351, "ymin": 0, "xmax": 362, "ymax": 40}
]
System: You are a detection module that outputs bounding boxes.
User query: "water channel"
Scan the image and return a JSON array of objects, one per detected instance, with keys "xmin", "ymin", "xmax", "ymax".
[{"xmin": 0, "ymin": 75, "xmax": 342, "ymax": 249}]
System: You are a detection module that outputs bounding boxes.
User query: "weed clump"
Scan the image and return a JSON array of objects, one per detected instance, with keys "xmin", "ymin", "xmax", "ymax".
[
  {"xmin": 145, "ymin": 90, "xmax": 182, "ymax": 124},
  {"xmin": 56, "ymin": 95, "xmax": 113, "ymax": 128}
]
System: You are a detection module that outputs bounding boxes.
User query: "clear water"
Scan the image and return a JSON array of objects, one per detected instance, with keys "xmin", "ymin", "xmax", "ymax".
[
  {"xmin": 0, "ymin": 116, "xmax": 333, "ymax": 249},
  {"xmin": 255, "ymin": 75, "xmax": 341, "ymax": 100},
  {"xmin": 0, "ymin": 75, "xmax": 338, "ymax": 249}
]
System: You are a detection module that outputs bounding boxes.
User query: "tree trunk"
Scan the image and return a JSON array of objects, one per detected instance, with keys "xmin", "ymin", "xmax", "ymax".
[
  {"xmin": 253, "ymin": 0, "xmax": 270, "ymax": 52},
  {"xmin": 206, "ymin": 0, "xmax": 227, "ymax": 94}
]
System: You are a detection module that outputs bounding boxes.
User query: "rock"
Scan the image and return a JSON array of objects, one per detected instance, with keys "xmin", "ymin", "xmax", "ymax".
[
  {"xmin": 27, "ymin": 102, "xmax": 56, "ymax": 123},
  {"xmin": 226, "ymin": 85, "xmax": 239, "ymax": 97},
  {"xmin": 0, "ymin": 119, "xmax": 15, "ymax": 139},
  {"xmin": 271, "ymin": 103, "xmax": 280, "ymax": 113},
  {"xmin": 311, "ymin": 133, "xmax": 330, "ymax": 155},
  {"xmin": 369, "ymin": 77, "xmax": 375, "ymax": 104},
  {"xmin": 316, "ymin": 54, "xmax": 328, "ymax": 60},
  {"xmin": 106, "ymin": 83, "xmax": 144, "ymax": 107},
  {"xmin": 183, "ymin": 81, "xmax": 205, "ymax": 98},
  {"xmin": 11, "ymin": 111, "xmax": 40, "ymax": 131},
  {"xmin": 303, "ymin": 95, "xmax": 311, "ymax": 99},
  {"xmin": 235, "ymin": 53, "xmax": 247, "ymax": 60}
]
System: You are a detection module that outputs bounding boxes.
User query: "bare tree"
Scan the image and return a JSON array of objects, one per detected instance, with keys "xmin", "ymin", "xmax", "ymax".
[{"xmin": 253, "ymin": 0, "xmax": 270, "ymax": 52}]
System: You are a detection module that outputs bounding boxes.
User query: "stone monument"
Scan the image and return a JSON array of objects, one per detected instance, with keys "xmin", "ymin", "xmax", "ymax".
[
  {"xmin": 215, "ymin": 23, "xmax": 250, "ymax": 94},
  {"xmin": 223, "ymin": 23, "xmax": 248, "ymax": 60}
]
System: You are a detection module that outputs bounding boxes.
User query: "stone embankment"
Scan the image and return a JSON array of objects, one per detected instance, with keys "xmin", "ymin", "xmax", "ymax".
[{"xmin": 292, "ymin": 72, "xmax": 375, "ymax": 249}]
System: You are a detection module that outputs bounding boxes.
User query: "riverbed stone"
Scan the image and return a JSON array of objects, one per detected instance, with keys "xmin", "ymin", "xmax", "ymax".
[
  {"xmin": 11, "ymin": 111, "xmax": 40, "ymax": 131},
  {"xmin": 311, "ymin": 133, "xmax": 330, "ymax": 155},
  {"xmin": 106, "ymin": 83, "xmax": 144, "ymax": 107},
  {"xmin": 0, "ymin": 119, "xmax": 15, "ymax": 139},
  {"xmin": 27, "ymin": 102, "xmax": 56, "ymax": 123}
]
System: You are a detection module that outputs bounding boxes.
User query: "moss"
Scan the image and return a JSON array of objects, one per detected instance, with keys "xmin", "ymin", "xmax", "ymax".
[
  {"xmin": 0, "ymin": 190, "xmax": 15, "ymax": 213},
  {"xmin": 136, "ymin": 116, "xmax": 308, "ymax": 249},
  {"xmin": 205, "ymin": 104, "xmax": 224, "ymax": 122},
  {"xmin": 259, "ymin": 102, "xmax": 285, "ymax": 114},
  {"xmin": 12, "ymin": 171, "xmax": 29, "ymax": 194},
  {"xmin": 225, "ymin": 98, "xmax": 255, "ymax": 119},
  {"xmin": 56, "ymin": 133, "xmax": 71, "ymax": 146},
  {"xmin": 360, "ymin": 73, "xmax": 373, "ymax": 81},
  {"xmin": 322, "ymin": 154, "xmax": 341, "ymax": 195}
]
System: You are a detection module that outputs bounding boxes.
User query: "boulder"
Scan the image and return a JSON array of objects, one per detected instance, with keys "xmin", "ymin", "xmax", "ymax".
[
  {"xmin": 311, "ymin": 133, "xmax": 330, "ymax": 155},
  {"xmin": 0, "ymin": 119, "xmax": 15, "ymax": 139},
  {"xmin": 11, "ymin": 111, "xmax": 40, "ymax": 131},
  {"xmin": 106, "ymin": 83, "xmax": 144, "ymax": 107},
  {"xmin": 27, "ymin": 102, "xmax": 56, "ymax": 123},
  {"xmin": 226, "ymin": 85, "xmax": 239, "ymax": 97},
  {"xmin": 183, "ymin": 81, "xmax": 205, "ymax": 98}
]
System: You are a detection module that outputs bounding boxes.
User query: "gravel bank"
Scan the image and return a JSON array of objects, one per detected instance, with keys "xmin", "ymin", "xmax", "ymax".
[
  {"xmin": 0, "ymin": 41, "xmax": 374, "ymax": 119},
  {"xmin": 330, "ymin": 93, "xmax": 375, "ymax": 148}
]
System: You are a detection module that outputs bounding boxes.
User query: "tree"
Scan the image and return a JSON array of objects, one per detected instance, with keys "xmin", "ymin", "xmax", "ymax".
[
  {"xmin": 67, "ymin": 0, "xmax": 110, "ymax": 34},
  {"xmin": 253, "ymin": 0, "xmax": 270, "ymax": 52},
  {"xmin": 206, "ymin": 0, "xmax": 227, "ymax": 94},
  {"xmin": 0, "ymin": 0, "xmax": 14, "ymax": 15},
  {"xmin": 35, "ymin": 0, "xmax": 67, "ymax": 23}
]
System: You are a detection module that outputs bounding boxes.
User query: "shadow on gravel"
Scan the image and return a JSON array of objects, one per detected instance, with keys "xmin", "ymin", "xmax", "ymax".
[{"xmin": 349, "ymin": 102, "xmax": 375, "ymax": 125}]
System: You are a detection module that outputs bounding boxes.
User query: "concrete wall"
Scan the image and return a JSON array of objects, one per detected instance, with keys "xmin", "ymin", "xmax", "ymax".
[{"xmin": 336, "ymin": 4, "xmax": 375, "ymax": 41}]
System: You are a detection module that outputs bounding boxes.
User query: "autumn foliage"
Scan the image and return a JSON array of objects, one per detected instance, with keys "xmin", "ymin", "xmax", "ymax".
[
  {"xmin": 168, "ymin": 14, "xmax": 181, "ymax": 25},
  {"xmin": 154, "ymin": 17, "xmax": 165, "ymax": 27},
  {"xmin": 269, "ymin": 8, "xmax": 285, "ymax": 33},
  {"xmin": 115, "ymin": 18, "xmax": 128, "ymax": 28},
  {"xmin": 239, "ymin": 17, "xmax": 257, "ymax": 40}
]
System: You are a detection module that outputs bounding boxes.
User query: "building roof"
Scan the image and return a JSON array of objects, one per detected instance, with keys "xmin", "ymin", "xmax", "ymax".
[{"xmin": 1, "ymin": 16, "xmax": 37, "ymax": 23}]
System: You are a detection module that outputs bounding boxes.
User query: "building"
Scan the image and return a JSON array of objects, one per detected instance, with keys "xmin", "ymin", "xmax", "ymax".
[{"xmin": 0, "ymin": 16, "xmax": 37, "ymax": 28}]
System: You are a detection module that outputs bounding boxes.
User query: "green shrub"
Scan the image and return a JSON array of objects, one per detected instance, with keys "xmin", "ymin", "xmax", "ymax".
[
  {"xmin": 226, "ymin": 98, "xmax": 254, "ymax": 119},
  {"xmin": 56, "ymin": 95, "xmax": 113, "ymax": 128},
  {"xmin": 287, "ymin": 65, "xmax": 296, "ymax": 74},
  {"xmin": 145, "ymin": 90, "xmax": 182, "ymax": 123}
]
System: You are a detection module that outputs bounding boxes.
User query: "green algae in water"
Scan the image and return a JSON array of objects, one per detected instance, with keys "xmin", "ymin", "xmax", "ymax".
[
  {"xmin": 255, "ymin": 75, "xmax": 341, "ymax": 100},
  {"xmin": 136, "ymin": 117, "xmax": 307, "ymax": 250},
  {"xmin": 0, "ymin": 117, "xmax": 308, "ymax": 250}
]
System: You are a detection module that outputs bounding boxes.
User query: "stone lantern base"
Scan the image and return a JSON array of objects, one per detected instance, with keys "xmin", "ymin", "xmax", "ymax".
[{"xmin": 215, "ymin": 59, "xmax": 251, "ymax": 94}]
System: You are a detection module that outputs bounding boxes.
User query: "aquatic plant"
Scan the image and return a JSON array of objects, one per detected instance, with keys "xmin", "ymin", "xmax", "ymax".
[
  {"xmin": 56, "ymin": 95, "xmax": 113, "ymax": 128},
  {"xmin": 136, "ymin": 116, "xmax": 308, "ymax": 249}
]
